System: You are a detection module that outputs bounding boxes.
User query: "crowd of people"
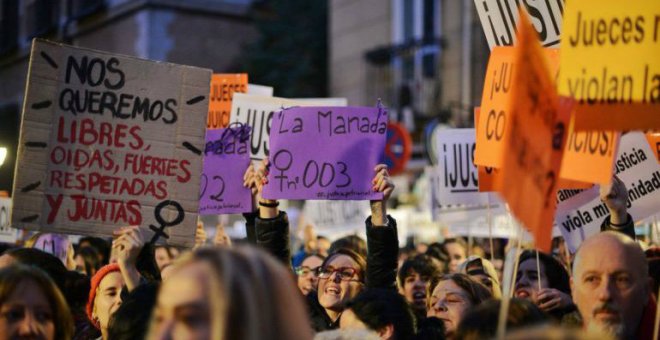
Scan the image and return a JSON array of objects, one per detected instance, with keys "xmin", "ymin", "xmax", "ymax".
[{"xmin": 0, "ymin": 160, "xmax": 657, "ymax": 340}]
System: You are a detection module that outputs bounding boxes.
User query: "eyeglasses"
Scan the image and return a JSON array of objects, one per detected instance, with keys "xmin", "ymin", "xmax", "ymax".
[
  {"xmin": 295, "ymin": 266, "xmax": 320, "ymax": 277},
  {"xmin": 316, "ymin": 266, "xmax": 359, "ymax": 281}
]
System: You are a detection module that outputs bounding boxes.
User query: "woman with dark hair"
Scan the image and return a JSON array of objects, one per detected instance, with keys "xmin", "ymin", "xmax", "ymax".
[
  {"xmin": 340, "ymin": 288, "xmax": 416, "ymax": 340},
  {"xmin": 75, "ymin": 246, "xmax": 102, "ymax": 277},
  {"xmin": 0, "ymin": 264, "xmax": 74, "ymax": 340},
  {"xmin": 243, "ymin": 161, "xmax": 399, "ymax": 332},
  {"xmin": 427, "ymin": 273, "xmax": 492, "ymax": 339},
  {"xmin": 296, "ymin": 253, "xmax": 326, "ymax": 296},
  {"xmin": 514, "ymin": 250, "xmax": 575, "ymax": 320},
  {"xmin": 454, "ymin": 298, "xmax": 549, "ymax": 340}
]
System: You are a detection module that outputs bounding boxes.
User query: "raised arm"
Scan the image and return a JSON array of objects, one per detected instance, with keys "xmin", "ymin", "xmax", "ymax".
[
  {"xmin": 243, "ymin": 159, "xmax": 291, "ymax": 266},
  {"xmin": 365, "ymin": 164, "xmax": 398, "ymax": 290},
  {"xmin": 599, "ymin": 175, "xmax": 635, "ymax": 240}
]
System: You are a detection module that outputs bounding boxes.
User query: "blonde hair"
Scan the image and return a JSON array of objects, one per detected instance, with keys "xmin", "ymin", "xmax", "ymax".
[{"xmin": 156, "ymin": 246, "xmax": 312, "ymax": 340}]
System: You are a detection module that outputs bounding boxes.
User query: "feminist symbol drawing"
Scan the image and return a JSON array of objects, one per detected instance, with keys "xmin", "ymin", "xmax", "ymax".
[{"xmin": 149, "ymin": 200, "xmax": 185, "ymax": 244}]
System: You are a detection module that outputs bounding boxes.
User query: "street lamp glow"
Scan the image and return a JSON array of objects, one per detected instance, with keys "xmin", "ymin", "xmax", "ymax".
[{"xmin": 0, "ymin": 148, "xmax": 6, "ymax": 167}]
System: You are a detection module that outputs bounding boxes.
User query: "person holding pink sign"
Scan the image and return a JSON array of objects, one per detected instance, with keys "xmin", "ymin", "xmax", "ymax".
[{"xmin": 242, "ymin": 160, "xmax": 398, "ymax": 332}]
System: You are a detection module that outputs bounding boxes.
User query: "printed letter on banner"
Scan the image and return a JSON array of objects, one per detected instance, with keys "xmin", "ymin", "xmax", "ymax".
[
  {"xmin": 262, "ymin": 106, "xmax": 387, "ymax": 201},
  {"xmin": 494, "ymin": 11, "xmax": 571, "ymax": 252},
  {"xmin": 207, "ymin": 74, "xmax": 247, "ymax": 129},
  {"xmin": 476, "ymin": 48, "xmax": 617, "ymax": 185},
  {"xmin": 435, "ymin": 128, "xmax": 490, "ymax": 205},
  {"xmin": 12, "ymin": 39, "xmax": 211, "ymax": 246},
  {"xmin": 474, "ymin": 0, "xmax": 564, "ymax": 50},
  {"xmin": 199, "ymin": 124, "xmax": 252, "ymax": 215},
  {"xmin": 556, "ymin": 132, "xmax": 660, "ymax": 253},
  {"xmin": 229, "ymin": 93, "xmax": 347, "ymax": 163},
  {"xmin": 558, "ymin": 0, "xmax": 660, "ymax": 130}
]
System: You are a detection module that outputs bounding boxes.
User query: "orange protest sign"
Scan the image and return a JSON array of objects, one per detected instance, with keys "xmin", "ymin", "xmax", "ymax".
[
  {"xmin": 647, "ymin": 132, "xmax": 660, "ymax": 163},
  {"xmin": 208, "ymin": 74, "xmax": 247, "ymax": 129},
  {"xmin": 560, "ymin": 119, "xmax": 619, "ymax": 184},
  {"xmin": 494, "ymin": 10, "xmax": 571, "ymax": 252},
  {"xmin": 475, "ymin": 48, "xmax": 559, "ymax": 168},
  {"xmin": 474, "ymin": 107, "xmax": 497, "ymax": 192},
  {"xmin": 475, "ymin": 108, "xmax": 592, "ymax": 193}
]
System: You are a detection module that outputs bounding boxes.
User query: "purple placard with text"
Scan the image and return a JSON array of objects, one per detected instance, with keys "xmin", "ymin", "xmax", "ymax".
[
  {"xmin": 262, "ymin": 106, "xmax": 387, "ymax": 200},
  {"xmin": 199, "ymin": 124, "xmax": 252, "ymax": 214}
]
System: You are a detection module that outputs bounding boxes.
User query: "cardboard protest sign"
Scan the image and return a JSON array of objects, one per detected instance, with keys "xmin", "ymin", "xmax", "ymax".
[
  {"xmin": 557, "ymin": 0, "xmax": 660, "ymax": 130},
  {"xmin": 475, "ymin": 47, "xmax": 561, "ymax": 169},
  {"xmin": 475, "ymin": 105, "xmax": 594, "ymax": 193},
  {"xmin": 229, "ymin": 94, "xmax": 347, "ymax": 163},
  {"xmin": 12, "ymin": 39, "xmax": 211, "ymax": 246},
  {"xmin": 0, "ymin": 198, "xmax": 18, "ymax": 243},
  {"xmin": 559, "ymin": 120, "xmax": 619, "ymax": 184},
  {"xmin": 494, "ymin": 12, "xmax": 571, "ymax": 252},
  {"xmin": 262, "ymin": 106, "xmax": 387, "ymax": 201},
  {"xmin": 207, "ymin": 74, "xmax": 247, "ymax": 129},
  {"xmin": 474, "ymin": 0, "xmax": 565, "ymax": 50},
  {"xmin": 199, "ymin": 124, "xmax": 252, "ymax": 215},
  {"xmin": 435, "ymin": 128, "xmax": 491, "ymax": 204},
  {"xmin": 556, "ymin": 132, "xmax": 660, "ymax": 252}
]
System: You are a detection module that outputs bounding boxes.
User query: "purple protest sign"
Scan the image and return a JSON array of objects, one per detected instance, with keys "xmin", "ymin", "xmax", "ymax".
[
  {"xmin": 199, "ymin": 124, "xmax": 253, "ymax": 214},
  {"xmin": 262, "ymin": 106, "xmax": 387, "ymax": 200}
]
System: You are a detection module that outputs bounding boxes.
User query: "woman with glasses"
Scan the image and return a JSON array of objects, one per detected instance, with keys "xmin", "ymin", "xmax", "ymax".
[
  {"xmin": 296, "ymin": 253, "xmax": 325, "ymax": 296},
  {"xmin": 243, "ymin": 160, "xmax": 398, "ymax": 332}
]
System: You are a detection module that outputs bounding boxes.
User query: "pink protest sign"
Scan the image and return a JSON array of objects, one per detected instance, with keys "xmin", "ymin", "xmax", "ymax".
[
  {"xmin": 262, "ymin": 106, "xmax": 387, "ymax": 201},
  {"xmin": 199, "ymin": 124, "xmax": 252, "ymax": 214}
]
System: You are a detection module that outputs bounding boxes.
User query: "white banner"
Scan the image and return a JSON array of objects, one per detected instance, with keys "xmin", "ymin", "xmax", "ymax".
[
  {"xmin": 474, "ymin": 0, "xmax": 564, "ymax": 49},
  {"xmin": 434, "ymin": 129, "xmax": 492, "ymax": 205},
  {"xmin": 229, "ymin": 94, "xmax": 347, "ymax": 162},
  {"xmin": 556, "ymin": 132, "xmax": 660, "ymax": 252},
  {"xmin": 0, "ymin": 198, "xmax": 17, "ymax": 244}
]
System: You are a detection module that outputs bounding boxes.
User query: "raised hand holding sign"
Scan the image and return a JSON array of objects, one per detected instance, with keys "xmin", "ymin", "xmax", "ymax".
[{"xmin": 262, "ymin": 106, "xmax": 388, "ymax": 201}]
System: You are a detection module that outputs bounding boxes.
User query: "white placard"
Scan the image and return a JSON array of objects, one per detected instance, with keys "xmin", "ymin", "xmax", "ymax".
[
  {"xmin": 434, "ymin": 128, "xmax": 492, "ymax": 205},
  {"xmin": 556, "ymin": 132, "xmax": 660, "ymax": 252},
  {"xmin": 474, "ymin": 0, "xmax": 564, "ymax": 50},
  {"xmin": 0, "ymin": 198, "xmax": 18, "ymax": 243}
]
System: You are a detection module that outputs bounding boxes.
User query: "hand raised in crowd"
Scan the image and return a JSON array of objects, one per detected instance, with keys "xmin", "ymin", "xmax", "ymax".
[
  {"xmin": 599, "ymin": 175, "xmax": 629, "ymax": 225},
  {"xmin": 244, "ymin": 159, "xmax": 278, "ymax": 219},
  {"xmin": 535, "ymin": 287, "xmax": 572, "ymax": 313},
  {"xmin": 112, "ymin": 225, "xmax": 145, "ymax": 291},
  {"xmin": 213, "ymin": 223, "xmax": 232, "ymax": 247},
  {"xmin": 194, "ymin": 220, "xmax": 207, "ymax": 249},
  {"xmin": 370, "ymin": 164, "xmax": 395, "ymax": 226}
]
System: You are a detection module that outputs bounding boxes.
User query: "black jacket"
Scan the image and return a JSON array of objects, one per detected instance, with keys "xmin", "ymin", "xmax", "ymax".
[
  {"xmin": 600, "ymin": 213, "xmax": 635, "ymax": 240},
  {"xmin": 245, "ymin": 210, "xmax": 399, "ymax": 332}
]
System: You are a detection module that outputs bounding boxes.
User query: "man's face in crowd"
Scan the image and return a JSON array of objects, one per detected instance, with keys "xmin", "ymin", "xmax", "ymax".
[
  {"xmin": 398, "ymin": 270, "xmax": 429, "ymax": 313},
  {"xmin": 446, "ymin": 242, "xmax": 466, "ymax": 273},
  {"xmin": 93, "ymin": 272, "xmax": 124, "ymax": 331},
  {"xmin": 0, "ymin": 279, "xmax": 55, "ymax": 340},
  {"xmin": 297, "ymin": 255, "xmax": 323, "ymax": 296},
  {"xmin": 317, "ymin": 255, "xmax": 362, "ymax": 312},
  {"xmin": 150, "ymin": 261, "xmax": 211, "ymax": 340},
  {"xmin": 514, "ymin": 259, "xmax": 549, "ymax": 303},
  {"xmin": 572, "ymin": 234, "xmax": 649, "ymax": 339}
]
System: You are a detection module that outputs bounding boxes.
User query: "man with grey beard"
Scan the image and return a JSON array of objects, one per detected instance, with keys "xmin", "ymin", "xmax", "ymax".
[{"xmin": 571, "ymin": 231, "xmax": 656, "ymax": 339}]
